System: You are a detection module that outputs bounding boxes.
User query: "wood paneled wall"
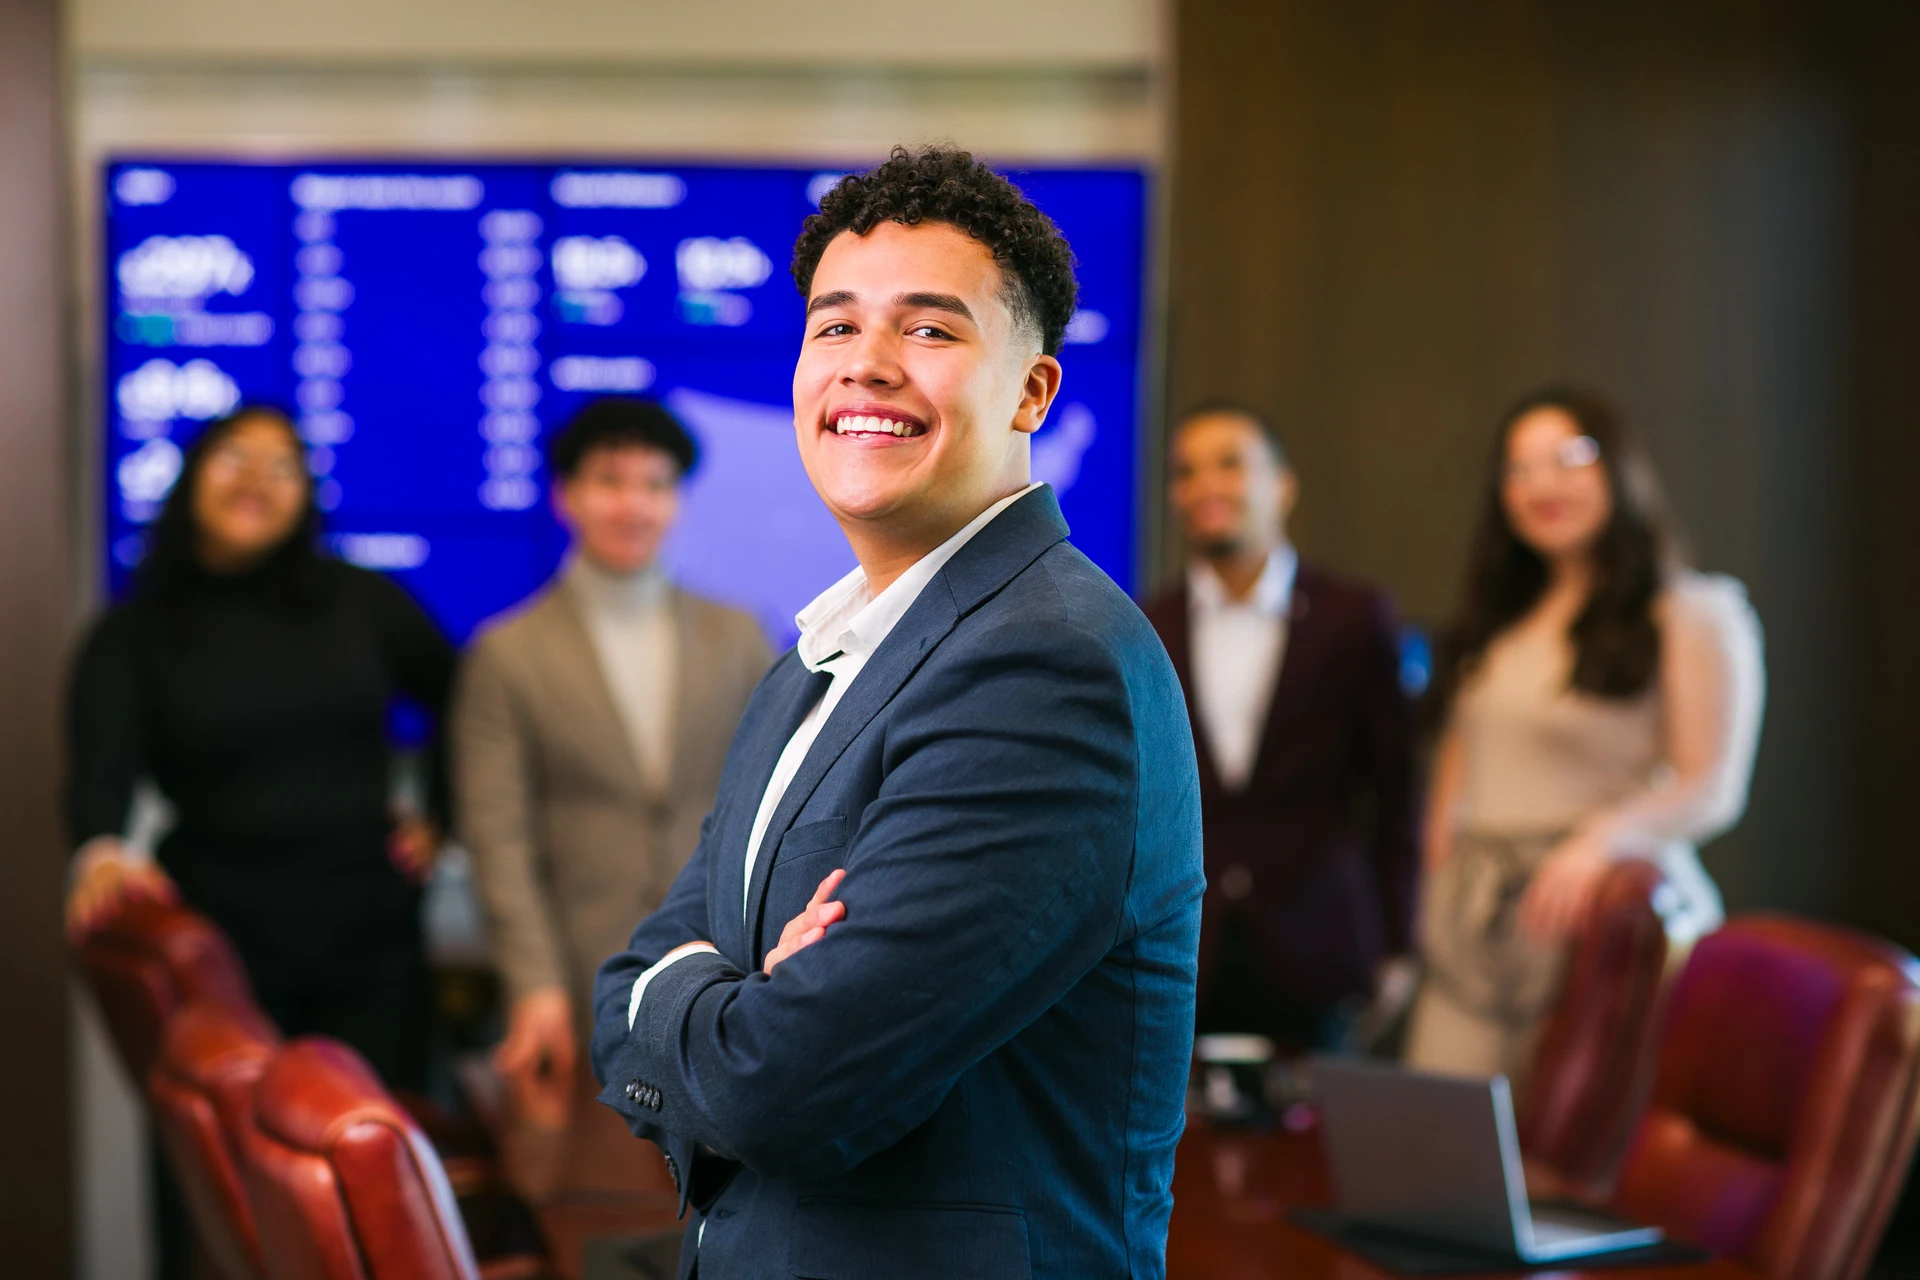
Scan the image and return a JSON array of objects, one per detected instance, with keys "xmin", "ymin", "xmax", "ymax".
[
  {"xmin": 1845, "ymin": 2, "xmax": 1920, "ymax": 949},
  {"xmin": 0, "ymin": 0, "xmax": 74, "ymax": 1268},
  {"xmin": 1167, "ymin": 0, "xmax": 1915, "ymax": 930}
]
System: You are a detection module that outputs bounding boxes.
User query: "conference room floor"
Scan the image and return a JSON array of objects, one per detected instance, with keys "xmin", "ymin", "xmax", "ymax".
[{"xmin": 457, "ymin": 1058, "xmax": 1764, "ymax": 1280}]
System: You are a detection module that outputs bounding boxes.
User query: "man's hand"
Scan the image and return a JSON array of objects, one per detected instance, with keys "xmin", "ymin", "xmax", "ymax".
[
  {"xmin": 65, "ymin": 839, "xmax": 179, "ymax": 943},
  {"xmin": 764, "ymin": 868, "xmax": 847, "ymax": 975},
  {"xmin": 494, "ymin": 987, "xmax": 577, "ymax": 1089}
]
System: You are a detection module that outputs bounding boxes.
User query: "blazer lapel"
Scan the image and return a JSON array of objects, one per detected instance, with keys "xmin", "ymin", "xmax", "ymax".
[
  {"xmin": 664, "ymin": 591, "xmax": 719, "ymax": 798},
  {"xmin": 742, "ymin": 586, "xmax": 959, "ymax": 960},
  {"xmin": 1245, "ymin": 569, "xmax": 1318, "ymax": 787},
  {"xmin": 714, "ymin": 658, "xmax": 830, "ymax": 963},
  {"xmin": 742, "ymin": 486, "xmax": 1070, "ymax": 958}
]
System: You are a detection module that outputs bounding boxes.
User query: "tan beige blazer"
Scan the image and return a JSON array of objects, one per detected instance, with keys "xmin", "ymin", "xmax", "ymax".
[{"xmin": 452, "ymin": 577, "xmax": 771, "ymax": 1010}]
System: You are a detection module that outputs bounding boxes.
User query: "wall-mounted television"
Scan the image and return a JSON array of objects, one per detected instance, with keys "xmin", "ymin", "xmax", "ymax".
[{"xmin": 102, "ymin": 159, "xmax": 1148, "ymax": 643}]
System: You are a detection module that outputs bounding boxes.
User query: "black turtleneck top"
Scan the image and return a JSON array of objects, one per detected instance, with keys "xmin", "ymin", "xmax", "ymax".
[{"xmin": 65, "ymin": 558, "xmax": 456, "ymax": 985}]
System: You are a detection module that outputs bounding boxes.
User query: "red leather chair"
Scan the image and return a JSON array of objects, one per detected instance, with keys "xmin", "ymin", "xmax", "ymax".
[
  {"xmin": 147, "ymin": 1001, "xmax": 280, "ymax": 1280},
  {"xmin": 74, "ymin": 896, "xmax": 256, "ymax": 1083},
  {"xmin": 241, "ymin": 1037, "xmax": 489, "ymax": 1280},
  {"xmin": 1610, "ymin": 916, "xmax": 1920, "ymax": 1280},
  {"xmin": 1521, "ymin": 859, "xmax": 1696, "ymax": 1194}
]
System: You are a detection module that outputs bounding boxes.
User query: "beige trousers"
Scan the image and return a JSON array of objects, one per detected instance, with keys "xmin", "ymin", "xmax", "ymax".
[
  {"xmin": 1404, "ymin": 979, "xmax": 1552, "ymax": 1093},
  {"xmin": 1404, "ymin": 830, "xmax": 1571, "ymax": 1095}
]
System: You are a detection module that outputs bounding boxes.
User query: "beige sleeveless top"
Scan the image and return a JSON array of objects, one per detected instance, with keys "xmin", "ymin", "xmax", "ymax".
[{"xmin": 1449, "ymin": 570, "xmax": 1765, "ymax": 932}]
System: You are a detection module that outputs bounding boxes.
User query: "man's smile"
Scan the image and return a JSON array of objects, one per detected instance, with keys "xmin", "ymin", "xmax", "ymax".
[{"xmin": 825, "ymin": 406, "xmax": 930, "ymax": 440}]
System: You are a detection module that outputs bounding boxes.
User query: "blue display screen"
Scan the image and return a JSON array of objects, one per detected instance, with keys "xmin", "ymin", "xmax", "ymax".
[{"xmin": 103, "ymin": 160, "xmax": 1148, "ymax": 643}]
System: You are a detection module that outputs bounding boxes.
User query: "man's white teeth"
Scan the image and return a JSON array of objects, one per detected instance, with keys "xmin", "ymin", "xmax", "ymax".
[{"xmin": 834, "ymin": 415, "xmax": 916, "ymax": 437}]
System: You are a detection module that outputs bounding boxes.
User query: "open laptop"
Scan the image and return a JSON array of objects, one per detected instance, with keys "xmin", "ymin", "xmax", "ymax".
[{"xmin": 1312, "ymin": 1057, "xmax": 1662, "ymax": 1264}]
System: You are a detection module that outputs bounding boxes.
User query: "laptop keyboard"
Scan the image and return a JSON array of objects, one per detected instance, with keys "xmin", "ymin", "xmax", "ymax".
[{"xmin": 1529, "ymin": 1202, "xmax": 1650, "ymax": 1247}]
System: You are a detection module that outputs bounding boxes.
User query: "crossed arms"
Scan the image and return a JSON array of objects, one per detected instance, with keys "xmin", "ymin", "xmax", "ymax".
[{"xmin": 589, "ymin": 619, "xmax": 1157, "ymax": 1177}]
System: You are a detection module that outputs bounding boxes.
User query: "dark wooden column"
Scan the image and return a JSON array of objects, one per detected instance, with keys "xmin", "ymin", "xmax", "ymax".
[
  {"xmin": 0, "ymin": 0, "xmax": 74, "ymax": 1269},
  {"xmin": 1846, "ymin": 0, "xmax": 1920, "ymax": 950}
]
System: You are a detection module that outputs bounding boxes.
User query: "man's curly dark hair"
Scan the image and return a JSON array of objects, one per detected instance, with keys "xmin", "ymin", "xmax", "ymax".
[{"xmin": 791, "ymin": 145, "xmax": 1079, "ymax": 356}]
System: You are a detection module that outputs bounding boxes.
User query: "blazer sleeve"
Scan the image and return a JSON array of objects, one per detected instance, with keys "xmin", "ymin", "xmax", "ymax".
[
  {"xmin": 451, "ymin": 634, "xmax": 569, "ymax": 1006},
  {"xmin": 597, "ymin": 614, "xmax": 1144, "ymax": 1178},
  {"xmin": 1355, "ymin": 589, "xmax": 1419, "ymax": 955}
]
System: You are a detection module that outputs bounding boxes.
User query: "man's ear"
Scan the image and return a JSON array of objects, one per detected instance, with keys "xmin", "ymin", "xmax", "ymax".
[
  {"xmin": 1011, "ymin": 353, "xmax": 1064, "ymax": 436},
  {"xmin": 550, "ymin": 478, "xmax": 577, "ymax": 530},
  {"xmin": 1276, "ymin": 467, "xmax": 1299, "ymax": 522}
]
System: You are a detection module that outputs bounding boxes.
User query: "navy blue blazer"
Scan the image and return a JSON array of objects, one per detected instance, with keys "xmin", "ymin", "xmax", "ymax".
[{"xmin": 590, "ymin": 487, "xmax": 1204, "ymax": 1280}]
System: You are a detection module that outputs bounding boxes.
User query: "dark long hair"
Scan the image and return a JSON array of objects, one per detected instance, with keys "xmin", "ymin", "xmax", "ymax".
[
  {"xmin": 134, "ymin": 404, "xmax": 326, "ymax": 613},
  {"xmin": 1430, "ymin": 385, "xmax": 1672, "ymax": 718}
]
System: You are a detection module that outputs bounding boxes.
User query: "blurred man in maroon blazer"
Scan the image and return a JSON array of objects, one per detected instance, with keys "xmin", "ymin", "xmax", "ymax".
[{"xmin": 1145, "ymin": 403, "xmax": 1418, "ymax": 1050}]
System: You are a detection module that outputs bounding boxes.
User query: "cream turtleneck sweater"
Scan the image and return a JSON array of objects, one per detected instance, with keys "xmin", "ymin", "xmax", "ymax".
[{"xmin": 565, "ymin": 554, "xmax": 676, "ymax": 797}]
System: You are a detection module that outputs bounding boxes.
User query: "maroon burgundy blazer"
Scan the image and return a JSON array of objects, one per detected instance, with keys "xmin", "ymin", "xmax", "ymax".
[{"xmin": 1144, "ymin": 562, "xmax": 1419, "ymax": 1009}]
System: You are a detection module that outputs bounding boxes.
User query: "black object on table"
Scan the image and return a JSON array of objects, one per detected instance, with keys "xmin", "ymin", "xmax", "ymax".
[{"xmin": 1288, "ymin": 1209, "xmax": 1713, "ymax": 1276}]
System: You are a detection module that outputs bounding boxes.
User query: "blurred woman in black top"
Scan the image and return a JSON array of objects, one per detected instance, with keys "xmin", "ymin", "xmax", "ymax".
[{"xmin": 65, "ymin": 405, "xmax": 454, "ymax": 1090}]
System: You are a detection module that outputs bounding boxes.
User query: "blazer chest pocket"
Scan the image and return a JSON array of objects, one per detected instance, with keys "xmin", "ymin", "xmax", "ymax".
[
  {"xmin": 764, "ymin": 817, "xmax": 849, "ymax": 927},
  {"xmin": 788, "ymin": 1199, "xmax": 1031, "ymax": 1280},
  {"xmin": 777, "ymin": 816, "xmax": 847, "ymax": 862}
]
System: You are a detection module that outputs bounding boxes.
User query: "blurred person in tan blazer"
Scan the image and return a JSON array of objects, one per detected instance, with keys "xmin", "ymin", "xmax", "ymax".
[{"xmin": 454, "ymin": 398, "xmax": 770, "ymax": 1100}]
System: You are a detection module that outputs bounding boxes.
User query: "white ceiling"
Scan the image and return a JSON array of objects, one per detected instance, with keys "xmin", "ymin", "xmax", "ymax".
[{"xmin": 71, "ymin": 0, "xmax": 1163, "ymax": 69}]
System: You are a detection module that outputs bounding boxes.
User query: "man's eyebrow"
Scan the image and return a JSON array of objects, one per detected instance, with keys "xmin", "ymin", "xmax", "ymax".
[
  {"xmin": 896, "ymin": 292, "xmax": 974, "ymax": 322},
  {"xmin": 805, "ymin": 290, "xmax": 857, "ymax": 317},
  {"xmin": 803, "ymin": 289, "xmax": 978, "ymax": 323}
]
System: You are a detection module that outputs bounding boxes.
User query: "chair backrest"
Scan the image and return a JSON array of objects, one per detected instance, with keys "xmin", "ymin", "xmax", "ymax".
[
  {"xmin": 1612, "ymin": 916, "xmax": 1920, "ymax": 1280},
  {"xmin": 1520, "ymin": 859, "xmax": 1694, "ymax": 1192},
  {"xmin": 148, "ymin": 1001, "xmax": 281, "ymax": 1280},
  {"xmin": 240, "ymin": 1038, "xmax": 483, "ymax": 1280},
  {"xmin": 74, "ymin": 897, "xmax": 257, "ymax": 1082}
]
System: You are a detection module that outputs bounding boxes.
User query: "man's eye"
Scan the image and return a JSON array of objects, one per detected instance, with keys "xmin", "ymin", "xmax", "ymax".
[
  {"xmin": 907, "ymin": 324, "xmax": 953, "ymax": 340},
  {"xmin": 816, "ymin": 322, "xmax": 854, "ymax": 338}
]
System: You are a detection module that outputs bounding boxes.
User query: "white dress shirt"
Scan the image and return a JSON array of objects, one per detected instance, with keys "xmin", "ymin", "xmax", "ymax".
[
  {"xmin": 629, "ymin": 483, "xmax": 1044, "ymax": 1028},
  {"xmin": 1187, "ymin": 546, "xmax": 1297, "ymax": 791},
  {"xmin": 568, "ymin": 555, "xmax": 677, "ymax": 797}
]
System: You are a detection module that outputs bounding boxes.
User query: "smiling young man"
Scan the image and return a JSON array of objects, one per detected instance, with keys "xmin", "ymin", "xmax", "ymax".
[{"xmin": 590, "ymin": 147, "xmax": 1204, "ymax": 1279}]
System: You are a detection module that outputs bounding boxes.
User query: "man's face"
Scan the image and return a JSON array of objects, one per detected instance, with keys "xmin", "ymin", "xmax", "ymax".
[
  {"xmin": 1168, "ymin": 412, "xmax": 1295, "ymax": 558},
  {"xmin": 553, "ymin": 444, "xmax": 681, "ymax": 575},
  {"xmin": 792, "ymin": 220, "xmax": 1061, "ymax": 542}
]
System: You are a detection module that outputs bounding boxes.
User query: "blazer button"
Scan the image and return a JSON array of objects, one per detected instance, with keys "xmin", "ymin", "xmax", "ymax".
[
  {"xmin": 649, "ymin": 1088, "xmax": 663, "ymax": 1112},
  {"xmin": 664, "ymin": 1153, "xmax": 681, "ymax": 1191},
  {"xmin": 626, "ymin": 1080, "xmax": 640, "ymax": 1101}
]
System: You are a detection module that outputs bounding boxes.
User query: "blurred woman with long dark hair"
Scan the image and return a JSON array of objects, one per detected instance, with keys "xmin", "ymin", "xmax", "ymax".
[
  {"xmin": 65, "ymin": 405, "xmax": 454, "ymax": 1090},
  {"xmin": 1407, "ymin": 386, "xmax": 1765, "ymax": 1085}
]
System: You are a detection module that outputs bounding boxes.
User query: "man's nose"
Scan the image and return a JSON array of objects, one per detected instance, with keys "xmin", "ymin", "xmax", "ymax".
[{"xmin": 840, "ymin": 332, "xmax": 905, "ymax": 387}]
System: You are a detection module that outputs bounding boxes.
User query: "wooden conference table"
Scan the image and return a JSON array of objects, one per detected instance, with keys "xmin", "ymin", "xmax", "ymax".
[{"xmin": 462, "ymin": 1062, "xmax": 1763, "ymax": 1280}]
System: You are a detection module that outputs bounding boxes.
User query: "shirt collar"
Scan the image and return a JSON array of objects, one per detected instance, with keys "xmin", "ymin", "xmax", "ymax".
[
  {"xmin": 1188, "ymin": 543, "xmax": 1298, "ymax": 619},
  {"xmin": 795, "ymin": 483, "xmax": 1043, "ymax": 673}
]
